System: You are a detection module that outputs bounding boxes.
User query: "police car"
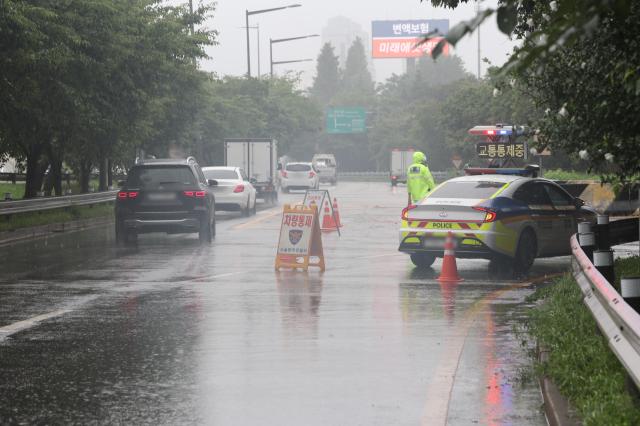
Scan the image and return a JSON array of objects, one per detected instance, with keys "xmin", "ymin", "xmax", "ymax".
[{"xmin": 398, "ymin": 166, "xmax": 597, "ymax": 273}]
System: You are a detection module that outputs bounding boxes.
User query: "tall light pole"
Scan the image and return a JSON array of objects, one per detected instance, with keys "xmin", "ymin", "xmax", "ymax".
[
  {"xmin": 241, "ymin": 25, "xmax": 262, "ymax": 78},
  {"xmin": 476, "ymin": 0, "xmax": 481, "ymax": 79},
  {"xmin": 270, "ymin": 34, "xmax": 319, "ymax": 77},
  {"xmin": 246, "ymin": 4, "xmax": 301, "ymax": 77}
]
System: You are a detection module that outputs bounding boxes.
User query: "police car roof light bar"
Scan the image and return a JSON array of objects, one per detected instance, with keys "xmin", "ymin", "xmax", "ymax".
[
  {"xmin": 464, "ymin": 164, "xmax": 540, "ymax": 178},
  {"xmin": 468, "ymin": 125, "xmax": 527, "ymax": 137}
]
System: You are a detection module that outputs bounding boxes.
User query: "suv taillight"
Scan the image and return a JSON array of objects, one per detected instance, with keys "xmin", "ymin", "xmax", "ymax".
[
  {"xmin": 233, "ymin": 184, "xmax": 245, "ymax": 193},
  {"xmin": 183, "ymin": 191, "xmax": 206, "ymax": 198},
  {"xmin": 117, "ymin": 191, "xmax": 138, "ymax": 200},
  {"xmin": 309, "ymin": 171, "xmax": 316, "ymax": 178}
]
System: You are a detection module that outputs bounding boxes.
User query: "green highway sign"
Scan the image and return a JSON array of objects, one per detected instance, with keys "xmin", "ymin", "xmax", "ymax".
[{"xmin": 326, "ymin": 107, "xmax": 367, "ymax": 134}]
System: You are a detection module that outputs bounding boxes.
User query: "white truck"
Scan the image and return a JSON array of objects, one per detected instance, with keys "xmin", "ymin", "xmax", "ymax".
[
  {"xmin": 224, "ymin": 138, "xmax": 278, "ymax": 204},
  {"xmin": 390, "ymin": 148, "xmax": 414, "ymax": 186}
]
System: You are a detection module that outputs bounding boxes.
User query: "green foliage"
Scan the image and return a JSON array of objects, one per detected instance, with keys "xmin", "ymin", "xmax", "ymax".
[
  {"xmin": 519, "ymin": 2, "xmax": 640, "ymax": 183},
  {"xmin": 543, "ymin": 169, "xmax": 597, "ymax": 181},
  {"xmin": 0, "ymin": 0, "xmax": 217, "ymax": 197},
  {"xmin": 614, "ymin": 256, "xmax": 640, "ymax": 289},
  {"xmin": 526, "ymin": 273, "xmax": 640, "ymax": 425},
  {"xmin": 180, "ymin": 76, "xmax": 322, "ymax": 164},
  {"xmin": 421, "ymin": 0, "xmax": 640, "ymax": 183},
  {"xmin": 0, "ymin": 183, "xmax": 26, "ymax": 200},
  {"xmin": 335, "ymin": 37, "xmax": 376, "ymax": 107}
]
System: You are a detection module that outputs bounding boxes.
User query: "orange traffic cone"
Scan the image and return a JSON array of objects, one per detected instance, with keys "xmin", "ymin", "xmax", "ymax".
[
  {"xmin": 321, "ymin": 200, "xmax": 338, "ymax": 231},
  {"xmin": 438, "ymin": 232, "xmax": 463, "ymax": 283},
  {"xmin": 332, "ymin": 198, "xmax": 343, "ymax": 227}
]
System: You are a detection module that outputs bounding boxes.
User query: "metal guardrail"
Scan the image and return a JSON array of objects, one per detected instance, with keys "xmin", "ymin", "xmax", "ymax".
[
  {"xmin": 0, "ymin": 191, "xmax": 117, "ymax": 216},
  {"xmin": 571, "ymin": 233, "xmax": 640, "ymax": 388},
  {"xmin": 337, "ymin": 171, "xmax": 450, "ymax": 182}
]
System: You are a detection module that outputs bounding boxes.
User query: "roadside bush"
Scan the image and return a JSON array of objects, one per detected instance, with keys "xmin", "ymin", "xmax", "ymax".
[{"xmin": 543, "ymin": 169, "xmax": 597, "ymax": 181}]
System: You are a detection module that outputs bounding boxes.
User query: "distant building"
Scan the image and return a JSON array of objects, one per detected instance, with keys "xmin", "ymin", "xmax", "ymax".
[{"xmin": 321, "ymin": 16, "xmax": 375, "ymax": 80}]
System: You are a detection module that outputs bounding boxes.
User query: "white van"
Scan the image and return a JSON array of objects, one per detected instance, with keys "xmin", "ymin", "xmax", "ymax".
[{"xmin": 312, "ymin": 154, "xmax": 338, "ymax": 185}]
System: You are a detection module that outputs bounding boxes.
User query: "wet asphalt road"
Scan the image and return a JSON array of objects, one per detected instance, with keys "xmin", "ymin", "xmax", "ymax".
[{"xmin": 0, "ymin": 182, "xmax": 570, "ymax": 425}]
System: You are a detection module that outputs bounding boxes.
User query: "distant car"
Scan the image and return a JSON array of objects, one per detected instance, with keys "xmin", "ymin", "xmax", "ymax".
[
  {"xmin": 115, "ymin": 157, "xmax": 216, "ymax": 245},
  {"xmin": 312, "ymin": 154, "xmax": 338, "ymax": 185},
  {"xmin": 398, "ymin": 172, "xmax": 597, "ymax": 274},
  {"xmin": 202, "ymin": 166, "xmax": 257, "ymax": 216},
  {"xmin": 280, "ymin": 162, "xmax": 320, "ymax": 193}
]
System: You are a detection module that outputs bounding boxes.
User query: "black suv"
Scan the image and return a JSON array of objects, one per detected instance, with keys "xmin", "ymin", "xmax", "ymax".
[{"xmin": 115, "ymin": 157, "xmax": 217, "ymax": 244}]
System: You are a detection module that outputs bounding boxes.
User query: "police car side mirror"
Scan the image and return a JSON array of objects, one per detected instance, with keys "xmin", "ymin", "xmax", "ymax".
[{"xmin": 574, "ymin": 197, "xmax": 585, "ymax": 208}]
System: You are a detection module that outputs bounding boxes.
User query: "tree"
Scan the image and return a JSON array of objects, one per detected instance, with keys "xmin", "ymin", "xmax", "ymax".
[
  {"xmin": 335, "ymin": 37, "xmax": 375, "ymax": 106},
  {"xmin": 310, "ymin": 43, "xmax": 340, "ymax": 107},
  {"xmin": 421, "ymin": 0, "xmax": 639, "ymax": 181}
]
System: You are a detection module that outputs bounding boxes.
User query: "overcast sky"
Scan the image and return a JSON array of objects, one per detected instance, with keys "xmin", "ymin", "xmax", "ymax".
[{"xmin": 199, "ymin": 0, "xmax": 516, "ymax": 86}]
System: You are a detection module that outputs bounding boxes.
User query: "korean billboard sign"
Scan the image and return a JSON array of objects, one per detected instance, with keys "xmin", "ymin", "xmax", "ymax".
[{"xmin": 371, "ymin": 19, "xmax": 450, "ymax": 59}]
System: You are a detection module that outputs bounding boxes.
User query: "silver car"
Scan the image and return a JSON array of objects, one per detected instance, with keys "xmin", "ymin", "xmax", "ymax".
[
  {"xmin": 280, "ymin": 162, "xmax": 320, "ymax": 193},
  {"xmin": 202, "ymin": 166, "xmax": 257, "ymax": 216}
]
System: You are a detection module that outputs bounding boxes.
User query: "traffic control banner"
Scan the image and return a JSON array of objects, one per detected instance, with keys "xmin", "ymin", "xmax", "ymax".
[{"xmin": 275, "ymin": 204, "xmax": 325, "ymax": 272}]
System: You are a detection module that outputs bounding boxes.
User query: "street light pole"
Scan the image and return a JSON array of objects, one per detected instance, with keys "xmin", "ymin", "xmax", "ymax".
[
  {"xmin": 245, "ymin": 4, "xmax": 302, "ymax": 78},
  {"xmin": 269, "ymin": 34, "xmax": 319, "ymax": 78},
  {"xmin": 246, "ymin": 10, "xmax": 251, "ymax": 77}
]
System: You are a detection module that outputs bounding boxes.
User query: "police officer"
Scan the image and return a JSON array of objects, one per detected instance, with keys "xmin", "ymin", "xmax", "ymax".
[{"xmin": 407, "ymin": 151, "xmax": 435, "ymax": 205}]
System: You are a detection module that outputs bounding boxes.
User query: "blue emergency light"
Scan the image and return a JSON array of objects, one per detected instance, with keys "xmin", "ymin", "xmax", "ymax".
[{"xmin": 468, "ymin": 125, "xmax": 526, "ymax": 137}]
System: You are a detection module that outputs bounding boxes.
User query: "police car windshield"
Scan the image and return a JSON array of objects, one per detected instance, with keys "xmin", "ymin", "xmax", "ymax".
[
  {"xmin": 430, "ymin": 181, "xmax": 505, "ymax": 199},
  {"xmin": 127, "ymin": 166, "xmax": 196, "ymax": 189},
  {"xmin": 286, "ymin": 163, "xmax": 311, "ymax": 172},
  {"xmin": 203, "ymin": 169, "xmax": 238, "ymax": 180}
]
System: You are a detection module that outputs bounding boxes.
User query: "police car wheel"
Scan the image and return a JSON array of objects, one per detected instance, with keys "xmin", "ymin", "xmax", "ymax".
[
  {"xmin": 410, "ymin": 252, "xmax": 436, "ymax": 268},
  {"xmin": 514, "ymin": 229, "xmax": 536, "ymax": 275}
]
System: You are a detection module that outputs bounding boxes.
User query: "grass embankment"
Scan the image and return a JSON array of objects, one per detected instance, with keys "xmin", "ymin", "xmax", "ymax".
[
  {"xmin": 0, "ymin": 182, "xmax": 25, "ymax": 199},
  {"xmin": 0, "ymin": 179, "xmax": 102, "ymax": 200},
  {"xmin": 526, "ymin": 256, "xmax": 640, "ymax": 425},
  {"xmin": 0, "ymin": 203, "xmax": 114, "ymax": 233}
]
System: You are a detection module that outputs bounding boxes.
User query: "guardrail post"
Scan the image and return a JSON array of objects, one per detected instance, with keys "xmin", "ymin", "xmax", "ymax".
[
  {"xmin": 578, "ymin": 222, "xmax": 596, "ymax": 262},
  {"xmin": 595, "ymin": 215, "xmax": 610, "ymax": 250},
  {"xmin": 593, "ymin": 249, "xmax": 616, "ymax": 288},
  {"xmin": 621, "ymin": 277, "xmax": 640, "ymax": 313}
]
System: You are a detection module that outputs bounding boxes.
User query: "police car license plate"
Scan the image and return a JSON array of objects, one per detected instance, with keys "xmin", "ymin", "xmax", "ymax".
[
  {"xmin": 422, "ymin": 238, "xmax": 456, "ymax": 249},
  {"xmin": 422, "ymin": 238, "xmax": 444, "ymax": 249}
]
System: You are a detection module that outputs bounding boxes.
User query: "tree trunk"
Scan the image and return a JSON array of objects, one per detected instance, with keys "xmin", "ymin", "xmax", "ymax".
[
  {"xmin": 80, "ymin": 161, "xmax": 92, "ymax": 193},
  {"xmin": 98, "ymin": 157, "xmax": 108, "ymax": 191},
  {"xmin": 107, "ymin": 159, "xmax": 113, "ymax": 188},
  {"xmin": 24, "ymin": 143, "xmax": 47, "ymax": 199}
]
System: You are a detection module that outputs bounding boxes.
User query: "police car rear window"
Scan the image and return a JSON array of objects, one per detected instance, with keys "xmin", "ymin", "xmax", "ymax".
[
  {"xmin": 286, "ymin": 164, "xmax": 311, "ymax": 172},
  {"xmin": 430, "ymin": 181, "xmax": 505, "ymax": 199},
  {"xmin": 127, "ymin": 166, "xmax": 196, "ymax": 189}
]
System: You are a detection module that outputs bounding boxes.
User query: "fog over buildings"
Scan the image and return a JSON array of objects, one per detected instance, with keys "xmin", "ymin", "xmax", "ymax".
[{"xmin": 200, "ymin": 0, "xmax": 517, "ymax": 86}]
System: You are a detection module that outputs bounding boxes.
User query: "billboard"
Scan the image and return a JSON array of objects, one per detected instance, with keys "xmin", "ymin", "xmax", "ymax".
[{"xmin": 371, "ymin": 19, "xmax": 450, "ymax": 59}]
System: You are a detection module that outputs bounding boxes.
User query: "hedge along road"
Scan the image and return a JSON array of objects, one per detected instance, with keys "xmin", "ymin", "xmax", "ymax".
[{"xmin": 0, "ymin": 182, "xmax": 569, "ymax": 425}]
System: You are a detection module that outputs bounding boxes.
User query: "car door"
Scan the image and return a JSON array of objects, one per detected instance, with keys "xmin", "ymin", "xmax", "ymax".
[
  {"xmin": 542, "ymin": 183, "xmax": 578, "ymax": 255},
  {"xmin": 513, "ymin": 182, "xmax": 556, "ymax": 255}
]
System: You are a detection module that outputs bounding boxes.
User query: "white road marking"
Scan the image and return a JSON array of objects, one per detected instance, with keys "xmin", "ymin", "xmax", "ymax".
[{"xmin": 0, "ymin": 307, "xmax": 78, "ymax": 342}]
